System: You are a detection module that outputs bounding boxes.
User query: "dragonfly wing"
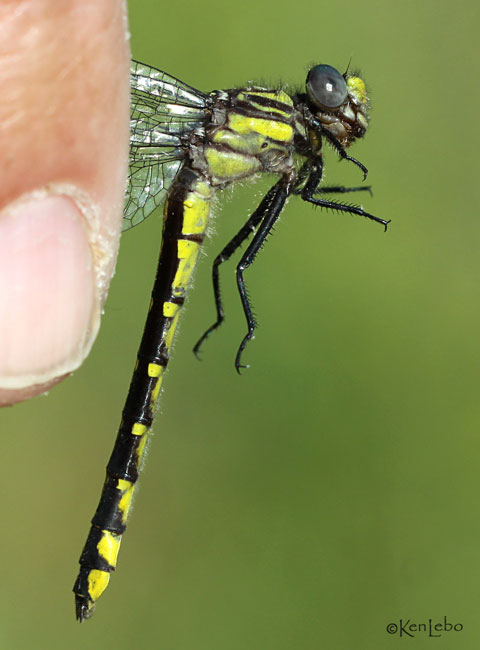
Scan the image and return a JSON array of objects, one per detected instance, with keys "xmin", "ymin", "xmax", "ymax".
[
  {"xmin": 124, "ymin": 61, "xmax": 209, "ymax": 230},
  {"xmin": 124, "ymin": 158, "xmax": 182, "ymax": 231}
]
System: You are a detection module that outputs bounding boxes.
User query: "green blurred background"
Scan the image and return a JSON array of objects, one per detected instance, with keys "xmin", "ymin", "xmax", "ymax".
[{"xmin": 2, "ymin": 0, "xmax": 479, "ymax": 648}]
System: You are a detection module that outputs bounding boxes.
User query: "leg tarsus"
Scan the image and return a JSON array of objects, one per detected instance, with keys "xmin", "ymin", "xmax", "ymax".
[
  {"xmin": 192, "ymin": 252, "xmax": 225, "ymax": 358},
  {"xmin": 301, "ymin": 162, "xmax": 388, "ymax": 230}
]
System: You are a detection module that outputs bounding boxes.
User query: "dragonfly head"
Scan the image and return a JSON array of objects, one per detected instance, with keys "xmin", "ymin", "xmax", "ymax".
[{"xmin": 305, "ymin": 64, "xmax": 369, "ymax": 148}]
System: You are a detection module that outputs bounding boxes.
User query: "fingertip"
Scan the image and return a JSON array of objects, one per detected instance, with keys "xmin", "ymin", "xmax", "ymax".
[{"xmin": 0, "ymin": 190, "xmax": 102, "ymax": 391}]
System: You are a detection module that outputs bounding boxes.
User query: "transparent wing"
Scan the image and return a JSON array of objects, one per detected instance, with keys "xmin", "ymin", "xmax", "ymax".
[{"xmin": 123, "ymin": 60, "xmax": 209, "ymax": 231}]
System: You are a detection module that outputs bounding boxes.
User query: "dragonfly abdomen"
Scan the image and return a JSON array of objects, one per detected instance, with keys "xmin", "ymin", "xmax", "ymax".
[{"xmin": 73, "ymin": 165, "xmax": 214, "ymax": 620}]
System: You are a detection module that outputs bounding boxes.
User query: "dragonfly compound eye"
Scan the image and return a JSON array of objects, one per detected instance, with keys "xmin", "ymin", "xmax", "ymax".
[{"xmin": 306, "ymin": 64, "xmax": 348, "ymax": 110}]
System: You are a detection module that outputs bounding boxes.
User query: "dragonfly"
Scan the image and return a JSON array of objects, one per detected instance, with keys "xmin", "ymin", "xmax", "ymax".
[{"xmin": 73, "ymin": 59, "xmax": 389, "ymax": 621}]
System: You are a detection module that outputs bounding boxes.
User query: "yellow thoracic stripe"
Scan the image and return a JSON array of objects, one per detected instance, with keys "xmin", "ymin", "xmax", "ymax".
[
  {"xmin": 228, "ymin": 113, "xmax": 294, "ymax": 142},
  {"xmin": 237, "ymin": 90, "xmax": 293, "ymax": 117},
  {"xmin": 205, "ymin": 147, "xmax": 261, "ymax": 181}
]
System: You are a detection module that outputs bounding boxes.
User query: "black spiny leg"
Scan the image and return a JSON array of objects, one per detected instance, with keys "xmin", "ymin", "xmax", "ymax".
[
  {"xmin": 301, "ymin": 162, "xmax": 390, "ymax": 231},
  {"xmin": 309, "ymin": 115, "xmax": 369, "ymax": 180},
  {"xmin": 235, "ymin": 177, "xmax": 292, "ymax": 372},
  {"xmin": 313, "ymin": 185, "xmax": 372, "ymax": 197},
  {"xmin": 294, "ymin": 183, "xmax": 372, "ymax": 198},
  {"xmin": 292, "ymin": 160, "xmax": 372, "ymax": 198},
  {"xmin": 193, "ymin": 182, "xmax": 285, "ymax": 358}
]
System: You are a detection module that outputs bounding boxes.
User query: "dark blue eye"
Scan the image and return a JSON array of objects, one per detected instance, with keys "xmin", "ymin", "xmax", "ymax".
[{"xmin": 306, "ymin": 64, "xmax": 347, "ymax": 109}]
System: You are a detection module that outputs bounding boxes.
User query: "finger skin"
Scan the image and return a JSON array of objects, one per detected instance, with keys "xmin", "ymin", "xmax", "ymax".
[{"xmin": 0, "ymin": 1, "xmax": 131, "ymax": 404}]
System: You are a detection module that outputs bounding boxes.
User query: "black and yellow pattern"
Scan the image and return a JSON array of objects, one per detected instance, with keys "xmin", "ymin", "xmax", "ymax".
[
  {"xmin": 74, "ymin": 169, "xmax": 212, "ymax": 620},
  {"xmin": 73, "ymin": 61, "xmax": 388, "ymax": 620}
]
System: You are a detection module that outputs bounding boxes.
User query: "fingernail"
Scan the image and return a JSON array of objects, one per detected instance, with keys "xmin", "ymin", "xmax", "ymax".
[{"xmin": 0, "ymin": 193, "xmax": 100, "ymax": 389}]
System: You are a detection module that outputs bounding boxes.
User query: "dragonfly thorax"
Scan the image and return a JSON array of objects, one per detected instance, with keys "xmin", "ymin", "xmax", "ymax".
[{"xmin": 188, "ymin": 86, "xmax": 298, "ymax": 187}]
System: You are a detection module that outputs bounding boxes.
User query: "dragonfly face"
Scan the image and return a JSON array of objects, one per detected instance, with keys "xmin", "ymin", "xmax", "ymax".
[
  {"xmin": 303, "ymin": 64, "xmax": 369, "ymax": 147},
  {"xmin": 73, "ymin": 60, "xmax": 388, "ymax": 621}
]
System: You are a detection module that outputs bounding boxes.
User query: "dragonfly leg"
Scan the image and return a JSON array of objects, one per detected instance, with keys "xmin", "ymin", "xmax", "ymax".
[
  {"xmin": 313, "ymin": 185, "xmax": 372, "ymax": 197},
  {"xmin": 309, "ymin": 116, "xmax": 369, "ymax": 180},
  {"xmin": 301, "ymin": 162, "xmax": 389, "ymax": 231},
  {"xmin": 234, "ymin": 178, "xmax": 292, "ymax": 372},
  {"xmin": 193, "ymin": 182, "xmax": 284, "ymax": 357}
]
